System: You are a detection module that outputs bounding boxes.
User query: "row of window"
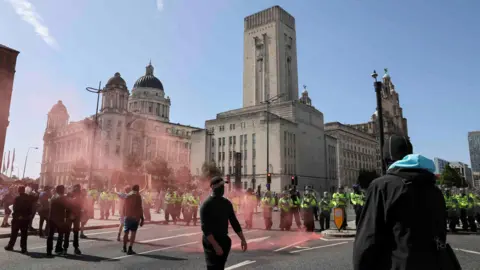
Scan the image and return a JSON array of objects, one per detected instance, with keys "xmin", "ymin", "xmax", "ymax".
[
  {"xmin": 217, "ymin": 121, "xmax": 249, "ymax": 132},
  {"xmin": 129, "ymin": 101, "xmax": 169, "ymax": 118}
]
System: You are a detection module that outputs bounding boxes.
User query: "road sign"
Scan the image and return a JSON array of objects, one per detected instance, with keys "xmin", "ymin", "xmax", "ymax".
[{"xmin": 333, "ymin": 207, "xmax": 345, "ymax": 231}]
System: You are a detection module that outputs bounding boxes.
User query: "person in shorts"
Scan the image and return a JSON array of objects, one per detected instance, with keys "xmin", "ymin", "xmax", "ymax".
[
  {"xmin": 114, "ymin": 185, "xmax": 131, "ymax": 241},
  {"xmin": 122, "ymin": 185, "xmax": 144, "ymax": 255}
]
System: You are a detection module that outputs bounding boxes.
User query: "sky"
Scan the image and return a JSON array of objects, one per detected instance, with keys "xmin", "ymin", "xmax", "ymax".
[{"xmin": 1, "ymin": 0, "xmax": 479, "ymax": 178}]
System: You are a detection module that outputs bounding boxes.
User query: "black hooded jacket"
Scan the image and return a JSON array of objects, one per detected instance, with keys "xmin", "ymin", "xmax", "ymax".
[{"xmin": 352, "ymin": 167, "xmax": 446, "ymax": 270}]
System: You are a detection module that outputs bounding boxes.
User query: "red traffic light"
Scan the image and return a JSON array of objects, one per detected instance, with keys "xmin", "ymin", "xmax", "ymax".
[
  {"xmin": 291, "ymin": 176, "xmax": 294, "ymax": 180},
  {"xmin": 267, "ymin": 173, "xmax": 271, "ymax": 177}
]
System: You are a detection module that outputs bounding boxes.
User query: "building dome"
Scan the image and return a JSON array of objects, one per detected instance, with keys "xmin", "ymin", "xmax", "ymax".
[
  {"xmin": 133, "ymin": 63, "xmax": 164, "ymax": 91},
  {"xmin": 49, "ymin": 100, "xmax": 68, "ymax": 114},
  {"xmin": 106, "ymin": 72, "xmax": 127, "ymax": 87}
]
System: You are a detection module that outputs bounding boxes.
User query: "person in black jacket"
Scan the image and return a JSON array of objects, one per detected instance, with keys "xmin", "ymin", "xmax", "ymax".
[
  {"xmin": 38, "ymin": 186, "xmax": 52, "ymax": 238},
  {"xmin": 200, "ymin": 176, "xmax": 247, "ymax": 270},
  {"xmin": 353, "ymin": 135, "xmax": 447, "ymax": 270},
  {"xmin": 4, "ymin": 186, "xmax": 33, "ymax": 254},
  {"xmin": 64, "ymin": 184, "xmax": 83, "ymax": 255},
  {"xmin": 47, "ymin": 185, "xmax": 70, "ymax": 256}
]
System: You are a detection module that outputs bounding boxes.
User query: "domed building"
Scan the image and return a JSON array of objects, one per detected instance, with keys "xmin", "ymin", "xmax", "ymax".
[{"xmin": 40, "ymin": 63, "xmax": 201, "ymax": 188}]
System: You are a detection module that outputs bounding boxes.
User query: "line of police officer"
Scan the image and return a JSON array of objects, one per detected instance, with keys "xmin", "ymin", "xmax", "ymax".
[
  {"xmin": 228, "ymin": 185, "xmax": 366, "ymax": 232},
  {"xmin": 442, "ymin": 186, "xmax": 480, "ymax": 232}
]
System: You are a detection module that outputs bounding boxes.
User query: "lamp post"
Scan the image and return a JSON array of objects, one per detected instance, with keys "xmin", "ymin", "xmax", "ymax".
[
  {"xmin": 371, "ymin": 70, "xmax": 386, "ymax": 175},
  {"xmin": 261, "ymin": 93, "xmax": 285, "ymax": 191},
  {"xmin": 22, "ymin": 146, "xmax": 39, "ymax": 179},
  {"xmin": 85, "ymin": 82, "xmax": 103, "ymax": 188}
]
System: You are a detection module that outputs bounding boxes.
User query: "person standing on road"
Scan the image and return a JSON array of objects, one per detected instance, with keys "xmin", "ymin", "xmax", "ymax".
[
  {"xmin": 37, "ymin": 186, "xmax": 52, "ymax": 238},
  {"xmin": 353, "ymin": 135, "xmax": 447, "ymax": 270},
  {"xmin": 63, "ymin": 184, "xmax": 83, "ymax": 255},
  {"xmin": 47, "ymin": 185, "xmax": 70, "ymax": 256},
  {"xmin": 319, "ymin": 191, "xmax": 332, "ymax": 231},
  {"xmin": 122, "ymin": 184, "xmax": 144, "ymax": 255},
  {"xmin": 350, "ymin": 184, "xmax": 365, "ymax": 227},
  {"xmin": 200, "ymin": 176, "xmax": 247, "ymax": 270},
  {"xmin": 4, "ymin": 186, "xmax": 33, "ymax": 254},
  {"xmin": 114, "ymin": 185, "xmax": 131, "ymax": 241}
]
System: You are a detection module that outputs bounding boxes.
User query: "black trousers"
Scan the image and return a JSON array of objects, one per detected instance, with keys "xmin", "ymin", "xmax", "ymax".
[
  {"xmin": 165, "ymin": 204, "xmax": 176, "ymax": 222},
  {"xmin": 303, "ymin": 209, "xmax": 315, "ymax": 232},
  {"xmin": 47, "ymin": 220, "xmax": 66, "ymax": 252},
  {"xmin": 7, "ymin": 218, "xmax": 29, "ymax": 250},
  {"xmin": 203, "ymin": 235, "xmax": 231, "ymax": 270},
  {"xmin": 192, "ymin": 206, "xmax": 198, "ymax": 224},
  {"xmin": 64, "ymin": 218, "xmax": 80, "ymax": 250},
  {"xmin": 291, "ymin": 207, "xmax": 302, "ymax": 228},
  {"xmin": 319, "ymin": 210, "xmax": 330, "ymax": 230},
  {"xmin": 354, "ymin": 205, "xmax": 363, "ymax": 227},
  {"xmin": 38, "ymin": 210, "xmax": 49, "ymax": 236}
]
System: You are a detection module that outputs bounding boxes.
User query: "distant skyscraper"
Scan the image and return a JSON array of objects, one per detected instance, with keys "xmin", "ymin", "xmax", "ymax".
[
  {"xmin": 433, "ymin": 157, "xmax": 449, "ymax": 175},
  {"xmin": 468, "ymin": 131, "xmax": 480, "ymax": 173}
]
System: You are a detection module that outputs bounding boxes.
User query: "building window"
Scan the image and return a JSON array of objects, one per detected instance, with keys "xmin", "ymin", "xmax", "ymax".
[
  {"xmin": 104, "ymin": 144, "xmax": 109, "ymax": 156},
  {"xmin": 218, "ymin": 138, "xmax": 222, "ymax": 146},
  {"xmin": 222, "ymin": 152, "xmax": 225, "ymax": 161},
  {"xmin": 229, "ymin": 136, "xmax": 232, "ymax": 145},
  {"xmin": 229, "ymin": 151, "xmax": 232, "ymax": 160},
  {"xmin": 253, "ymin": 165, "xmax": 256, "ymax": 176},
  {"xmin": 252, "ymin": 133, "xmax": 256, "ymax": 146},
  {"xmin": 106, "ymin": 120, "xmax": 112, "ymax": 128},
  {"xmin": 116, "ymin": 145, "xmax": 120, "ymax": 156},
  {"xmin": 116, "ymin": 132, "xmax": 121, "ymax": 140},
  {"xmin": 253, "ymin": 149, "xmax": 256, "ymax": 159},
  {"xmin": 244, "ymin": 150, "xmax": 247, "ymax": 160},
  {"xmin": 222, "ymin": 137, "xmax": 225, "ymax": 145},
  {"xmin": 106, "ymin": 131, "xmax": 111, "ymax": 140},
  {"xmin": 244, "ymin": 165, "xmax": 247, "ymax": 175},
  {"xmin": 233, "ymin": 136, "xmax": 236, "ymax": 145}
]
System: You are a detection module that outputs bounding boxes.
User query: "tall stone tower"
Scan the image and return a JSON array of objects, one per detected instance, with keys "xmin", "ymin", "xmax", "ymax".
[
  {"xmin": 0, "ymin": 45, "xmax": 20, "ymax": 169},
  {"xmin": 243, "ymin": 6, "xmax": 299, "ymax": 107}
]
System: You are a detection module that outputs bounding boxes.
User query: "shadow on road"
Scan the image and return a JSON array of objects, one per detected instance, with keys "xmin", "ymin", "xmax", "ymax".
[
  {"xmin": 135, "ymin": 253, "xmax": 187, "ymax": 261},
  {"xmin": 11, "ymin": 250, "xmax": 110, "ymax": 262}
]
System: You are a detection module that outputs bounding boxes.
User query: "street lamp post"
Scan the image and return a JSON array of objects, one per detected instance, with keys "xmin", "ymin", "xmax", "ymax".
[
  {"xmin": 22, "ymin": 146, "xmax": 39, "ymax": 179},
  {"xmin": 261, "ymin": 93, "xmax": 285, "ymax": 191},
  {"xmin": 86, "ymin": 82, "xmax": 103, "ymax": 188},
  {"xmin": 371, "ymin": 70, "xmax": 386, "ymax": 175}
]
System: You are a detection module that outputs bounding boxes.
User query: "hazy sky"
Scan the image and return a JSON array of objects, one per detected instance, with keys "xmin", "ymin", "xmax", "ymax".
[{"xmin": 1, "ymin": 0, "xmax": 479, "ymax": 178}]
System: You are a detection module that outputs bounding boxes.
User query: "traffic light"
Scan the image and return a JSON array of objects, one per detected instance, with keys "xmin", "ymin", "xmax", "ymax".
[
  {"xmin": 267, "ymin": 173, "xmax": 272, "ymax": 184},
  {"xmin": 294, "ymin": 175, "xmax": 298, "ymax": 186},
  {"xmin": 291, "ymin": 176, "xmax": 295, "ymax": 186}
]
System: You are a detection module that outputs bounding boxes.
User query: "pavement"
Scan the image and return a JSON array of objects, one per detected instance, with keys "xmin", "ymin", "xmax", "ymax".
[{"xmin": 0, "ymin": 211, "xmax": 478, "ymax": 269}]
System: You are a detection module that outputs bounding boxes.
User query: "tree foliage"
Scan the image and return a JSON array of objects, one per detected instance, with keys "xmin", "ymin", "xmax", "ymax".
[
  {"xmin": 70, "ymin": 158, "xmax": 88, "ymax": 184},
  {"xmin": 439, "ymin": 164, "xmax": 464, "ymax": 187},
  {"xmin": 201, "ymin": 161, "xmax": 222, "ymax": 181},
  {"xmin": 176, "ymin": 166, "xmax": 194, "ymax": 189},
  {"xmin": 124, "ymin": 153, "xmax": 143, "ymax": 173},
  {"xmin": 146, "ymin": 157, "xmax": 172, "ymax": 189},
  {"xmin": 357, "ymin": 169, "xmax": 379, "ymax": 189}
]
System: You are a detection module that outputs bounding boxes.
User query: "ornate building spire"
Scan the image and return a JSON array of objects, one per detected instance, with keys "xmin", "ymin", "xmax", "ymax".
[{"xmin": 146, "ymin": 61, "xmax": 154, "ymax": 76}]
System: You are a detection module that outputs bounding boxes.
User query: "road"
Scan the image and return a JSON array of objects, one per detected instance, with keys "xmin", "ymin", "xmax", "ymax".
[{"xmin": 0, "ymin": 213, "xmax": 478, "ymax": 269}]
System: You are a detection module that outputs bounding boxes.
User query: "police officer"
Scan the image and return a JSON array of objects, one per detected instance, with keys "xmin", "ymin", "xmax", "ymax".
[
  {"xmin": 164, "ymin": 188, "xmax": 177, "ymax": 224},
  {"xmin": 200, "ymin": 177, "xmax": 247, "ymax": 269},
  {"xmin": 350, "ymin": 184, "xmax": 365, "ymax": 227},
  {"xmin": 301, "ymin": 187, "xmax": 317, "ymax": 232},
  {"xmin": 332, "ymin": 186, "xmax": 348, "ymax": 230},
  {"xmin": 319, "ymin": 191, "xmax": 332, "ymax": 231},
  {"xmin": 242, "ymin": 188, "xmax": 256, "ymax": 229},
  {"xmin": 289, "ymin": 187, "xmax": 303, "ymax": 229},
  {"xmin": 4, "ymin": 186, "xmax": 33, "ymax": 254},
  {"xmin": 444, "ymin": 188, "xmax": 459, "ymax": 232},
  {"xmin": 278, "ymin": 190, "xmax": 293, "ymax": 231},
  {"xmin": 64, "ymin": 184, "xmax": 83, "ymax": 255},
  {"xmin": 261, "ymin": 191, "xmax": 275, "ymax": 230}
]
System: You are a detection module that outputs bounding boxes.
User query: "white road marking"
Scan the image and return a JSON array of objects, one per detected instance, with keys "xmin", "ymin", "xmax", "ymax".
[
  {"xmin": 295, "ymin": 246, "xmax": 308, "ymax": 249},
  {"xmin": 109, "ymin": 241, "xmax": 198, "ymax": 260},
  {"xmin": 455, "ymin": 248, "xmax": 480, "ymax": 255},
  {"xmin": 168, "ymin": 227, "xmax": 197, "ymax": 232},
  {"xmin": 320, "ymin": 237, "xmax": 355, "ymax": 242},
  {"xmin": 138, "ymin": 232, "xmax": 202, "ymax": 243},
  {"xmin": 232, "ymin": 236, "xmax": 270, "ymax": 248},
  {"xmin": 86, "ymin": 227, "xmax": 149, "ymax": 236},
  {"xmin": 289, "ymin": 242, "xmax": 348, "ymax": 253},
  {"xmin": 225, "ymin": 260, "xmax": 256, "ymax": 270},
  {"xmin": 273, "ymin": 239, "xmax": 310, "ymax": 252}
]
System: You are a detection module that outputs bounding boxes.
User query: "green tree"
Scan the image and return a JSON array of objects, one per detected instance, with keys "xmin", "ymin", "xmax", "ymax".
[
  {"xmin": 124, "ymin": 153, "xmax": 143, "ymax": 173},
  {"xmin": 439, "ymin": 164, "xmax": 463, "ymax": 187},
  {"xmin": 176, "ymin": 166, "xmax": 193, "ymax": 189},
  {"xmin": 70, "ymin": 158, "xmax": 88, "ymax": 185},
  {"xmin": 357, "ymin": 169, "xmax": 380, "ymax": 189},
  {"xmin": 201, "ymin": 161, "xmax": 222, "ymax": 180},
  {"xmin": 146, "ymin": 157, "xmax": 172, "ymax": 189}
]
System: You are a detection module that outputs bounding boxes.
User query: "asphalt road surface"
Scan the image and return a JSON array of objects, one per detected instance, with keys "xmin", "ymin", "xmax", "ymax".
[{"xmin": 0, "ymin": 213, "xmax": 478, "ymax": 269}]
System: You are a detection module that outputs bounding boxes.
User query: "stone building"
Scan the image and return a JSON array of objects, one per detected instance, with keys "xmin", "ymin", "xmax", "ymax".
[
  {"xmin": 40, "ymin": 63, "xmax": 200, "ymax": 187},
  {"xmin": 190, "ymin": 6, "xmax": 335, "ymax": 194},
  {"xmin": 0, "ymin": 44, "xmax": 20, "ymax": 168},
  {"xmin": 325, "ymin": 122, "xmax": 378, "ymax": 187},
  {"xmin": 350, "ymin": 69, "xmax": 409, "ymax": 139}
]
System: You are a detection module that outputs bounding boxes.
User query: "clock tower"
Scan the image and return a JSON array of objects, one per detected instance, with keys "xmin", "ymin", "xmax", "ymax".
[{"xmin": 0, "ymin": 44, "xmax": 20, "ymax": 170}]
